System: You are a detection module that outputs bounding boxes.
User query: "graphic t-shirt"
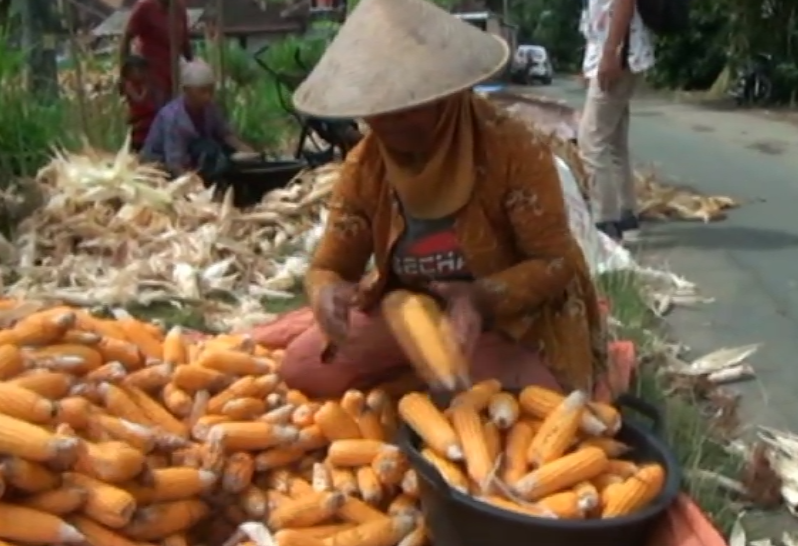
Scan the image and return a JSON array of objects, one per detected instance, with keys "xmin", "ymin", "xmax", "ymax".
[
  {"xmin": 579, "ymin": 0, "xmax": 655, "ymax": 78},
  {"xmin": 391, "ymin": 214, "xmax": 473, "ymax": 282}
]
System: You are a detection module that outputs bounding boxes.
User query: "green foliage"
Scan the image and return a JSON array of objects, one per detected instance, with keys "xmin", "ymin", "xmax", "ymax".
[
  {"xmin": 646, "ymin": 0, "xmax": 729, "ymax": 91},
  {"xmin": 648, "ymin": 0, "xmax": 798, "ymax": 102},
  {"xmin": 0, "ymin": 32, "xmax": 76, "ymax": 182},
  {"xmin": 209, "ymin": 33, "xmax": 331, "ymax": 151},
  {"xmin": 508, "ymin": 0, "xmax": 584, "ymax": 72}
]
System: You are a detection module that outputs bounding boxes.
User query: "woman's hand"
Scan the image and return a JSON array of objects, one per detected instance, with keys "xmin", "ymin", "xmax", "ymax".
[
  {"xmin": 428, "ymin": 281, "xmax": 487, "ymax": 358},
  {"xmin": 313, "ymin": 281, "xmax": 358, "ymax": 346}
]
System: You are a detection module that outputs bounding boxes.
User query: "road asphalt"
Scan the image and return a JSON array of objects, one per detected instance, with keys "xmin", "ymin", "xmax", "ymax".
[{"xmin": 538, "ymin": 78, "xmax": 798, "ymax": 434}]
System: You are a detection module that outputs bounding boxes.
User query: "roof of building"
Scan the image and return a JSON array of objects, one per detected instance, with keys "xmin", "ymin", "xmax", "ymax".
[
  {"xmin": 91, "ymin": 6, "xmax": 205, "ymax": 36},
  {"xmin": 98, "ymin": 0, "xmax": 306, "ymax": 36}
]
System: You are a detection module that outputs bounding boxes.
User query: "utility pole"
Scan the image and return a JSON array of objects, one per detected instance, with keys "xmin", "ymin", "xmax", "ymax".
[
  {"xmin": 22, "ymin": 0, "xmax": 60, "ymax": 98},
  {"xmin": 169, "ymin": 0, "xmax": 180, "ymax": 98}
]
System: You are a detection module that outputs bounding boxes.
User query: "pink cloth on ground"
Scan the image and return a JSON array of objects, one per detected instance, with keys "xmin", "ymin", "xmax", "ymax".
[
  {"xmin": 277, "ymin": 310, "xmax": 560, "ymax": 398},
  {"xmin": 246, "ymin": 304, "xmax": 636, "ymax": 400}
]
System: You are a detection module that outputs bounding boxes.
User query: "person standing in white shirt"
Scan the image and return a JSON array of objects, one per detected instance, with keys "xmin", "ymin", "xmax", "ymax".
[{"xmin": 578, "ymin": 0, "xmax": 655, "ymax": 242}]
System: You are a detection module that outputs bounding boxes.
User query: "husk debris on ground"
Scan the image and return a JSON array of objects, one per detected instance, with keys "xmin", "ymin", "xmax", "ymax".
[{"xmin": 0, "ymin": 142, "xmax": 337, "ymax": 331}]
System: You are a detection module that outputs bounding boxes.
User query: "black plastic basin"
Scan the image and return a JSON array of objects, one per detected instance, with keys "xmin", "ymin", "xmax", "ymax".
[
  {"xmin": 223, "ymin": 159, "xmax": 307, "ymax": 208},
  {"xmin": 397, "ymin": 393, "xmax": 681, "ymax": 546}
]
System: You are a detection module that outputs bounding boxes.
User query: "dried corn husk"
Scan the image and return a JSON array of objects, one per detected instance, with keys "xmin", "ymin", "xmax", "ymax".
[{"xmin": 2, "ymin": 144, "xmax": 338, "ymax": 330}]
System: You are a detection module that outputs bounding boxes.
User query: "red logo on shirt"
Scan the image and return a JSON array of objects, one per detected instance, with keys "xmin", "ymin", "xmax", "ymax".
[{"xmin": 393, "ymin": 229, "xmax": 468, "ymax": 279}]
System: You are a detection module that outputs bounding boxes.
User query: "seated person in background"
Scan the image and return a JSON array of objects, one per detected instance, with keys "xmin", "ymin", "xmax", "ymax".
[
  {"xmin": 120, "ymin": 55, "xmax": 161, "ymax": 152},
  {"xmin": 140, "ymin": 59, "xmax": 254, "ymax": 182},
  {"xmin": 274, "ymin": 0, "xmax": 607, "ymax": 398}
]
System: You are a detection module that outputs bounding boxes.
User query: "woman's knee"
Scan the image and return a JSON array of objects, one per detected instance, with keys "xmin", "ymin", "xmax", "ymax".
[
  {"xmin": 470, "ymin": 333, "xmax": 561, "ymax": 391},
  {"xmin": 278, "ymin": 312, "xmax": 407, "ymax": 398},
  {"xmin": 279, "ymin": 331, "xmax": 355, "ymax": 398}
]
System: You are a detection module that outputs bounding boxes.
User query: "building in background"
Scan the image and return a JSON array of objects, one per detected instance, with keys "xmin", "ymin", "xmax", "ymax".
[{"xmin": 91, "ymin": 0, "xmax": 310, "ymax": 53}]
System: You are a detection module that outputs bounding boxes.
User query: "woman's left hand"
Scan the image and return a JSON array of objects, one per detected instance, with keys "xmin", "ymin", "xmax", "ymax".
[{"xmin": 428, "ymin": 281, "xmax": 487, "ymax": 359}]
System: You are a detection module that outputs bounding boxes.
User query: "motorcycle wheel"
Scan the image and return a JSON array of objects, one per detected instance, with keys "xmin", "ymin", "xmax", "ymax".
[
  {"xmin": 755, "ymin": 76, "xmax": 773, "ymax": 104},
  {"xmin": 728, "ymin": 77, "xmax": 746, "ymax": 105}
]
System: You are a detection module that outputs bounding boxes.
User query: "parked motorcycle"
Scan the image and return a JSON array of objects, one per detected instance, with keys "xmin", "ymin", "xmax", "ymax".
[{"xmin": 728, "ymin": 53, "xmax": 773, "ymax": 106}]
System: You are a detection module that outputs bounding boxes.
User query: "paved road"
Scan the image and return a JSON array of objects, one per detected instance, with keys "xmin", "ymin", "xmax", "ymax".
[{"xmin": 538, "ymin": 78, "xmax": 798, "ymax": 434}]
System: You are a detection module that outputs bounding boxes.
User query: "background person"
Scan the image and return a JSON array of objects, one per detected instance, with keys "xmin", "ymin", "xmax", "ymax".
[
  {"xmin": 577, "ymin": 0, "xmax": 654, "ymax": 242},
  {"xmin": 119, "ymin": 55, "xmax": 160, "ymax": 152},
  {"xmin": 120, "ymin": 0, "xmax": 194, "ymax": 104},
  {"xmin": 140, "ymin": 60, "xmax": 254, "ymax": 183}
]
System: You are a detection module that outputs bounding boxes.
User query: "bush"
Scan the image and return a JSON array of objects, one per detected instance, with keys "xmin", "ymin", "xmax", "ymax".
[{"xmin": 0, "ymin": 35, "xmax": 75, "ymax": 183}]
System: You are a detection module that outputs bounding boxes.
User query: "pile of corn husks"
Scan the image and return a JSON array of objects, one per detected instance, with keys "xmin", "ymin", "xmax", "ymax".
[
  {"xmin": 492, "ymin": 92, "xmax": 741, "ymax": 222},
  {"xmin": 0, "ymin": 144, "xmax": 336, "ymax": 331}
]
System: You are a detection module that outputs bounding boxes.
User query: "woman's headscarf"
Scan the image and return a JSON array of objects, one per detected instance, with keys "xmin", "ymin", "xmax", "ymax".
[{"xmin": 376, "ymin": 92, "xmax": 485, "ymax": 219}]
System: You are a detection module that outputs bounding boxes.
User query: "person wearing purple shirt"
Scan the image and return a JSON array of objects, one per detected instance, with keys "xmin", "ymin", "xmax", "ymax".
[{"xmin": 141, "ymin": 60, "xmax": 254, "ymax": 180}]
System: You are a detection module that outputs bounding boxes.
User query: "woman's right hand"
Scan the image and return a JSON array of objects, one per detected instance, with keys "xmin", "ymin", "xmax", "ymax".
[{"xmin": 314, "ymin": 282, "xmax": 358, "ymax": 346}]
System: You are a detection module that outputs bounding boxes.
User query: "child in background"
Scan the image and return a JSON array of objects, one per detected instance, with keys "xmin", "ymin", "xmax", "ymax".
[{"xmin": 119, "ymin": 55, "xmax": 159, "ymax": 152}]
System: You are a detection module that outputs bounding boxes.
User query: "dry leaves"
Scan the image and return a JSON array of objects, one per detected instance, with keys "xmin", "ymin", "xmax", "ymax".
[
  {"xmin": 757, "ymin": 428, "xmax": 798, "ymax": 516},
  {"xmin": 636, "ymin": 172, "xmax": 740, "ymax": 223}
]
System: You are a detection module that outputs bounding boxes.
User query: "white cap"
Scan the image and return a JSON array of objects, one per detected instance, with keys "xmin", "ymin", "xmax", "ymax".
[{"xmin": 181, "ymin": 59, "xmax": 216, "ymax": 88}]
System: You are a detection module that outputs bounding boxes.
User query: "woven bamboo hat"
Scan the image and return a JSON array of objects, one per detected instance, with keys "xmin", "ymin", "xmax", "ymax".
[{"xmin": 292, "ymin": 0, "xmax": 510, "ymax": 119}]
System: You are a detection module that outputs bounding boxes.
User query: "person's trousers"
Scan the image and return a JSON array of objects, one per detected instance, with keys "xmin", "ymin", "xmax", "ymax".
[{"xmin": 578, "ymin": 71, "xmax": 639, "ymax": 223}]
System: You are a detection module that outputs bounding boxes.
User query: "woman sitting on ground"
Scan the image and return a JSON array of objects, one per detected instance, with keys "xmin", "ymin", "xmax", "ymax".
[
  {"xmin": 275, "ymin": 0, "xmax": 607, "ymax": 398},
  {"xmin": 140, "ymin": 60, "xmax": 254, "ymax": 182}
]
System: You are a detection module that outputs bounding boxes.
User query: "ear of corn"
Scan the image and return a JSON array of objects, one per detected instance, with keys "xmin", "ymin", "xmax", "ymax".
[
  {"xmin": 526, "ymin": 390, "xmax": 588, "ymax": 466},
  {"xmin": 326, "ymin": 440, "xmax": 396, "ymax": 467},
  {"xmin": 381, "ymin": 290, "xmax": 468, "ymax": 390},
  {"xmin": 0, "ymin": 503, "xmax": 85, "ymax": 543},
  {"xmin": 601, "ymin": 463, "xmax": 666, "ymax": 517},
  {"xmin": 397, "ymin": 393, "xmax": 462, "ymax": 460},
  {"xmin": 448, "ymin": 403, "xmax": 494, "ymax": 491},
  {"xmin": 420, "ymin": 448, "xmax": 469, "ymax": 493},
  {"xmin": 519, "ymin": 386, "xmax": 608, "ymax": 436},
  {"xmin": 314, "ymin": 402, "xmax": 362, "ymax": 441},
  {"xmin": 22, "ymin": 484, "xmax": 88, "ymax": 515},
  {"xmin": 514, "ymin": 446, "xmax": 609, "ymax": 500},
  {"xmin": 501, "ymin": 421, "xmax": 533, "ymax": 485},
  {"xmin": 487, "ymin": 392, "xmax": 519, "ymax": 429},
  {"xmin": 0, "ymin": 301, "xmax": 664, "ymax": 545}
]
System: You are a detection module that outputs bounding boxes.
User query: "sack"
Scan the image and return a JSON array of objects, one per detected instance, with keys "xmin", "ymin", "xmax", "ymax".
[{"xmin": 636, "ymin": 0, "xmax": 690, "ymax": 35}]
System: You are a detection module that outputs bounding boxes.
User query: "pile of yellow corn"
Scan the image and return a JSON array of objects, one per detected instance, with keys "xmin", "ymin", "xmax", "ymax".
[{"xmin": 0, "ymin": 302, "xmax": 664, "ymax": 546}]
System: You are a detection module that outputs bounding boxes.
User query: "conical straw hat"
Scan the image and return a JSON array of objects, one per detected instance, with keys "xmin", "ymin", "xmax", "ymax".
[{"xmin": 293, "ymin": 0, "xmax": 510, "ymax": 119}]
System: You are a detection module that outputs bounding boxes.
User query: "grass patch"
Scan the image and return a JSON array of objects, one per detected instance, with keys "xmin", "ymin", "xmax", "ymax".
[
  {"xmin": 598, "ymin": 270, "xmax": 742, "ymax": 536},
  {"xmin": 263, "ymin": 294, "xmax": 308, "ymax": 315},
  {"xmin": 121, "ymin": 293, "xmax": 309, "ymax": 333},
  {"xmin": 122, "ymin": 302, "xmax": 213, "ymax": 332}
]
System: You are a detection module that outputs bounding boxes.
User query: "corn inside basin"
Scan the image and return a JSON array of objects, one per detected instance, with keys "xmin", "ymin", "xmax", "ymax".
[{"xmin": 397, "ymin": 393, "xmax": 682, "ymax": 546}]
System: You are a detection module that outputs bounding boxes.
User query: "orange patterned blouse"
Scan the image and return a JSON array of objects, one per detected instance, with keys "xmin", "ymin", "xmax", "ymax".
[{"xmin": 305, "ymin": 102, "xmax": 607, "ymax": 390}]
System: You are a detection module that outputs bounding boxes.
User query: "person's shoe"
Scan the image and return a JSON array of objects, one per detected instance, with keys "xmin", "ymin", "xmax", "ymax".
[
  {"xmin": 596, "ymin": 221, "xmax": 622, "ymax": 242},
  {"xmin": 618, "ymin": 210, "xmax": 641, "ymax": 243}
]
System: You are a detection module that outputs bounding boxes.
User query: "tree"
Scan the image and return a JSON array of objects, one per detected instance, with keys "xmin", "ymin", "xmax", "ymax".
[{"xmin": 646, "ymin": 0, "xmax": 798, "ymax": 102}]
